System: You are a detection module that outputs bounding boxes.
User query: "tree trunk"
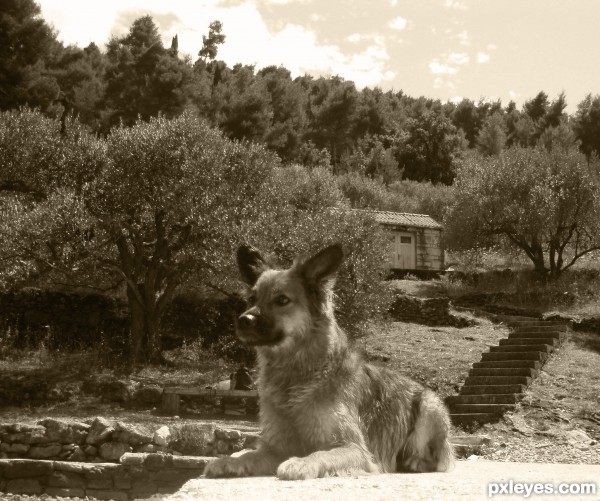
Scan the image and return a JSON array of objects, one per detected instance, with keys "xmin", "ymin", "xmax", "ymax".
[{"xmin": 126, "ymin": 283, "xmax": 145, "ymax": 368}]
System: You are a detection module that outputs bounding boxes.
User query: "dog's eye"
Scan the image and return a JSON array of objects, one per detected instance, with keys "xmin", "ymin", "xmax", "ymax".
[
  {"xmin": 247, "ymin": 294, "xmax": 256, "ymax": 304},
  {"xmin": 274, "ymin": 295, "xmax": 290, "ymax": 306}
]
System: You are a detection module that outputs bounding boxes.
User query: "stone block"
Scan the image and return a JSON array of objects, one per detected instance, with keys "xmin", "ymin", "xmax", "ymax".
[
  {"xmin": 39, "ymin": 418, "xmax": 79, "ymax": 444},
  {"xmin": 86, "ymin": 417, "xmax": 115, "ymax": 445},
  {"xmin": 47, "ymin": 470, "xmax": 86, "ymax": 488},
  {"xmin": 144, "ymin": 452, "xmax": 173, "ymax": 469},
  {"xmin": 113, "ymin": 422, "xmax": 152, "ymax": 446},
  {"xmin": 69, "ymin": 446, "xmax": 87, "ymax": 462},
  {"xmin": 214, "ymin": 428, "xmax": 242, "ymax": 440},
  {"xmin": 86, "ymin": 488, "xmax": 129, "ymax": 501},
  {"xmin": 134, "ymin": 443, "xmax": 157, "ymax": 453},
  {"xmin": 27, "ymin": 443, "xmax": 62, "ymax": 459},
  {"xmin": 153, "ymin": 425, "xmax": 171, "ymax": 446},
  {"xmin": 172, "ymin": 456, "xmax": 212, "ymax": 470},
  {"xmin": 85, "ymin": 467, "xmax": 114, "ymax": 489},
  {"xmin": 5, "ymin": 424, "xmax": 48, "ymax": 444},
  {"xmin": 85, "ymin": 445, "xmax": 98, "ymax": 456},
  {"xmin": 120, "ymin": 452, "xmax": 146, "ymax": 466},
  {"xmin": 45, "ymin": 487, "xmax": 86, "ymax": 498},
  {"xmin": 113, "ymin": 470, "xmax": 132, "ymax": 489},
  {"xmin": 99, "ymin": 441, "xmax": 132, "ymax": 461},
  {"xmin": 54, "ymin": 461, "xmax": 87, "ymax": 473},
  {"xmin": 3, "ymin": 459, "xmax": 54, "ymax": 478},
  {"xmin": 6, "ymin": 478, "xmax": 43, "ymax": 495},
  {"xmin": 8, "ymin": 443, "xmax": 29, "ymax": 454}
]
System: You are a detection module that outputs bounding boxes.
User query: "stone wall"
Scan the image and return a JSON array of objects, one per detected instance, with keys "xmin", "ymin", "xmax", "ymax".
[
  {"xmin": 0, "ymin": 418, "xmax": 259, "ymax": 462},
  {"xmin": 388, "ymin": 294, "xmax": 473, "ymax": 328},
  {"xmin": 0, "ymin": 453, "xmax": 210, "ymax": 499}
]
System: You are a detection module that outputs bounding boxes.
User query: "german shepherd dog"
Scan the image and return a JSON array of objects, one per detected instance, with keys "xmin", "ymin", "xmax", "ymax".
[{"xmin": 204, "ymin": 244, "xmax": 454, "ymax": 480}]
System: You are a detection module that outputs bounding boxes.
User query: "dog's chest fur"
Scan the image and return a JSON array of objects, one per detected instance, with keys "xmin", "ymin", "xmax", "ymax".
[{"xmin": 257, "ymin": 353, "xmax": 357, "ymax": 454}]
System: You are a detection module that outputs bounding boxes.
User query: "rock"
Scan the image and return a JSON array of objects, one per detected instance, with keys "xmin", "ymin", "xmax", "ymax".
[
  {"xmin": 87, "ymin": 417, "xmax": 115, "ymax": 445},
  {"xmin": 154, "ymin": 425, "xmax": 172, "ymax": 447},
  {"xmin": 85, "ymin": 445, "xmax": 98, "ymax": 456},
  {"xmin": 8, "ymin": 443, "xmax": 29, "ymax": 454},
  {"xmin": 99, "ymin": 441, "xmax": 132, "ymax": 461},
  {"xmin": 48, "ymin": 471, "xmax": 86, "ymax": 488},
  {"xmin": 6, "ymin": 478, "xmax": 42, "ymax": 495},
  {"xmin": 565, "ymin": 429, "xmax": 593, "ymax": 448},
  {"xmin": 120, "ymin": 452, "xmax": 147, "ymax": 466},
  {"xmin": 40, "ymin": 418, "xmax": 90, "ymax": 444},
  {"xmin": 135, "ymin": 443, "xmax": 157, "ymax": 453},
  {"xmin": 214, "ymin": 428, "xmax": 242, "ymax": 440},
  {"xmin": 3, "ymin": 424, "xmax": 48, "ymax": 444},
  {"xmin": 0, "ymin": 442, "xmax": 9, "ymax": 452},
  {"xmin": 172, "ymin": 456, "xmax": 212, "ymax": 469},
  {"xmin": 27, "ymin": 443, "xmax": 62, "ymax": 458},
  {"xmin": 113, "ymin": 421, "xmax": 153, "ymax": 446},
  {"xmin": 69, "ymin": 446, "xmax": 87, "ymax": 461}
]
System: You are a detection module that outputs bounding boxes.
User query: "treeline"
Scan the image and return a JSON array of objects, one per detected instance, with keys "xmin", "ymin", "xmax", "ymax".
[{"xmin": 3, "ymin": 0, "xmax": 600, "ymax": 186}]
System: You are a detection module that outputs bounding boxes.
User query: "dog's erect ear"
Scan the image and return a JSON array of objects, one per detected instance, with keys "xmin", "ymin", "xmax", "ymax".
[
  {"xmin": 300, "ymin": 244, "xmax": 344, "ymax": 285},
  {"xmin": 237, "ymin": 245, "xmax": 270, "ymax": 285}
]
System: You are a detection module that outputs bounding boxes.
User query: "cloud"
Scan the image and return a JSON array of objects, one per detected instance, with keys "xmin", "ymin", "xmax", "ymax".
[
  {"xmin": 429, "ymin": 60, "xmax": 457, "ymax": 75},
  {"xmin": 444, "ymin": 0, "xmax": 467, "ymax": 10},
  {"xmin": 455, "ymin": 30, "xmax": 469, "ymax": 46},
  {"xmin": 448, "ymin": 52, "xmax": 469, "ymax": 65},
  {"xmin": 477, "ymin": 52, "xmax": 491, "ymax": 63},
  {"xmin": 389, "ymin": 16, "xmax": 407, "ymax": 31}
]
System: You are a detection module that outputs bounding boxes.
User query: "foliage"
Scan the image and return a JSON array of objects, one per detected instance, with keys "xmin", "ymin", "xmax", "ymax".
[
  {"xmin": 445, "ymin": 146, "xmax": 600, "ymax": 276},
  {"xmin": 102, "ymin": 16, "xmax": 197, "ymax": 129},
  {"xmin": 573, "ymin": 94, "xmax": 600, "ymax": 159},
  {"xmin": 0, "ymin": 0, "xmax": 62, "ymax": 113},
  {"xmin": 198, "ymin": 21, "xmax": 226, "ymax": 62},
  {"xmin": 393, "ymin": 110, "xmax": 465, "ymax": 184}
]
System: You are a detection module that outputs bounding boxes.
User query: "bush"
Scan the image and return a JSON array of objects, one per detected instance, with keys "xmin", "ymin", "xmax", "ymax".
[{"xmin": 236, "ymin": 166, "xmax": 394, "ymax": 338}]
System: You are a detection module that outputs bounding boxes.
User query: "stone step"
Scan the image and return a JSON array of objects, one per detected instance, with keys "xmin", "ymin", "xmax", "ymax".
[
  {"xmin": 468, "ymin": 368, "xmax": 538, "ymax": 378},
  {"xmin": 446, "ymin": 394, "xmax": 523, "ymax": 405},
  {"xmin": 472, "ymin": 360, "xmax": 541, "ymax": 370},
  {"xmin": 464, "ymin": 375, "xmax": 532, "ymax": 386},
  {"xmin": 489, "ymin": 344, "xmax": 553, "ymax": 353},
  {"xmin": 450, "ymin": 403, "xmax": 517, "ymax": 414},
  {"xmin": 510, "ymin": 321, "xmax": 567, "ymax": 328},
  {"xmin": 450, "ymin": 413, "xmax": 501, "ymax": 425},
  {"xmin": 512, "ymin": 328, "xmax": 567, "ymax": 335},
  {"xmin": 482, "ymin": 352, "xmax": 547, "ymax": 362},
  {"xmin": 508, "ymin": 331, "xmax": 567, "ymax": 339},
  {"xmin": 501, "ymin": 337, "xmax": 559, "ymax": 346},
  {"xmin": 460, "ymin": 384, "xmax": 526, "ymax": 395}
]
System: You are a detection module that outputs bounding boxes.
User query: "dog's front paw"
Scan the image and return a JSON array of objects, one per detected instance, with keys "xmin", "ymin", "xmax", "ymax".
[
  {"xmin": 277, "ymin": 457, "xmax": 320, "ymax": 480},
  {"xmin": 204, "ymin": 456, "xmax": 251, "ymax": 478}
]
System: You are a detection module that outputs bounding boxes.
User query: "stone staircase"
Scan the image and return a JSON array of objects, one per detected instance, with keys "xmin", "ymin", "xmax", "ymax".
[{"xmin": 448, "ymin": 319, "xmax": 570, "ymax": 426}]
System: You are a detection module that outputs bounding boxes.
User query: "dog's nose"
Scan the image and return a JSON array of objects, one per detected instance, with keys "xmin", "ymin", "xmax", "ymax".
[{"xmin": 238, "ymin": 313, "xmax": 257, "ymax": 329}]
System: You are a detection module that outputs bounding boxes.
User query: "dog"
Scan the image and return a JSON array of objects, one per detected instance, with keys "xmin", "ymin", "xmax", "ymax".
[{"xmin": 203, "ymin": 243, "xmax": 454, "ymax": 480}]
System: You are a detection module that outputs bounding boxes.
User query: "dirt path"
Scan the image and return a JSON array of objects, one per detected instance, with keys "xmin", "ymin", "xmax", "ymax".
[{"xmin": 167, "ymin": 460, "xmax": 600, "ymax": 501}]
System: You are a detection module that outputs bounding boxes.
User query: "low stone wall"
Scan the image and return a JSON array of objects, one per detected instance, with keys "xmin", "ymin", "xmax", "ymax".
[
  {"xmin": 0, "ymin": 418, "xmax": 259, "ymax": 462},
  {"xmin": 389, "ymin": 294, "xmax": 472, "ymax": 328},
  {"xmin": 0, "ymin": 452, "xmax": 211, "ymax": 499}
]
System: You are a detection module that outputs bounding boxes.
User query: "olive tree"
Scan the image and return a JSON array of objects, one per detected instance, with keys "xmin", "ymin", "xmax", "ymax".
[
  {"xmin": 0, "ymin": 109, "xmax": 277, "ymax": 365},
  {"xmin": 445, "ymin": 146, "xmax": 600, "ymax": 277}
]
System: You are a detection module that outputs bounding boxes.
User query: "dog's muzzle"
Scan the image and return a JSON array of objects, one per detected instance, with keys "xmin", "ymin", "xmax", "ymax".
[{"xmin": 236, "ymin": 309, "xmax": 283, "ymax": 346}]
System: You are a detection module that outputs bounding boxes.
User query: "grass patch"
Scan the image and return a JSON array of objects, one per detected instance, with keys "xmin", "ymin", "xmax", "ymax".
[{"xmin": 356, "ymin": 318, "xmax": 509, "ymax": 399}]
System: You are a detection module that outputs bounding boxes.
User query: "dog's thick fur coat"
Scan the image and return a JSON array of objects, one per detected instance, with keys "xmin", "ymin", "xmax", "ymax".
[{"xmin": 204, "ymin": 244, "xmax": 454, "ymax": 480}]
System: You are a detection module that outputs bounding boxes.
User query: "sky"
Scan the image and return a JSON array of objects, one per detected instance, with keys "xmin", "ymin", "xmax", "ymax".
[{"xmin": 37, "ymin": 0, "xmax": 600, "ymax": 113}]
